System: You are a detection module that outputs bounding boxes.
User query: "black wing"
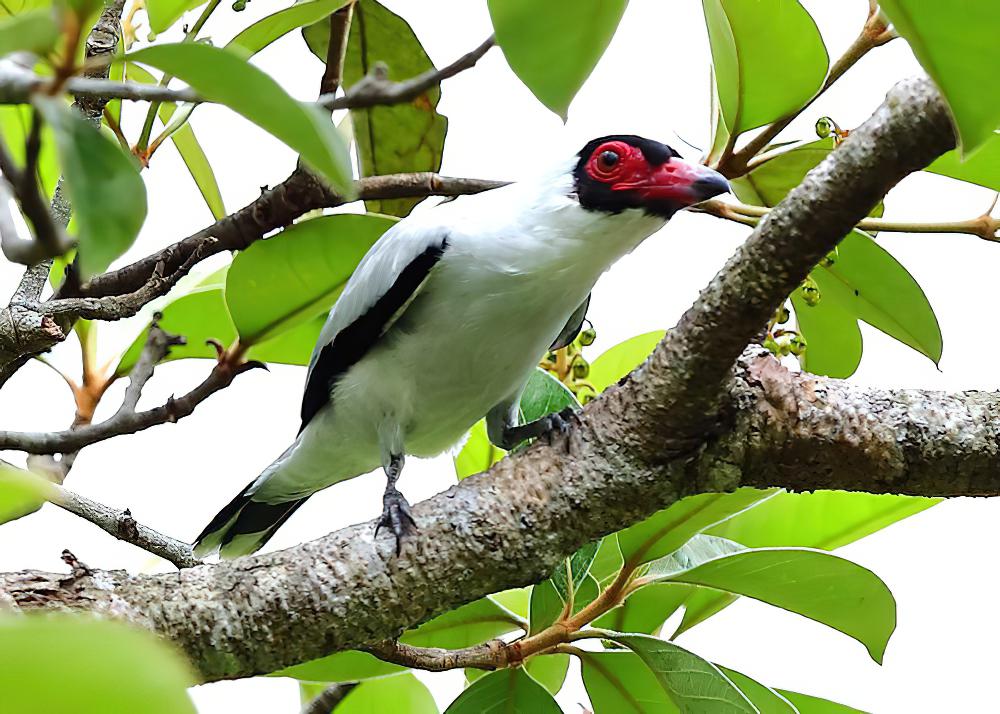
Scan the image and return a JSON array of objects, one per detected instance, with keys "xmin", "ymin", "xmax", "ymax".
[
  {"xmin": 299, "ymin": 241, "xmax": 448, "ymax": 431},
  {"xmin": 549, "ymin": 294, "xmax": 591, "ymax": 351}
]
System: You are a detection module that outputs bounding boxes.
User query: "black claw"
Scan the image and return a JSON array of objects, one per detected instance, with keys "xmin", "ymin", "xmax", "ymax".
[{"xmin": 375, "ymin": 487, "xmax": 417, "ymax": 556}]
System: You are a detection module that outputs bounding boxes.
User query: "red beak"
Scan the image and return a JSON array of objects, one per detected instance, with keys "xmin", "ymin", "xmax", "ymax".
[{"xmin": 616, "ymin": 159, "xmax": 730, "ymax": 207}]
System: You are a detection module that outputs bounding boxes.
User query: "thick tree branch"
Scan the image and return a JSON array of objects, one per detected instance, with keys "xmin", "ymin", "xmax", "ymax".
[{"xmin": 0, "ymin": 78, "xmax": 963, "ymax": 683}]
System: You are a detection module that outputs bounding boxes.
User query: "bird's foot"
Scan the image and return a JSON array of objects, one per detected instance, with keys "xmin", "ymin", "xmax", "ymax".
[
  {"xmin": 375, "ymin": 486, "xmax": 417, "ymax": 556},
  {"xmin": 545, "ymin": 406, "xmax": 580, "ymax": 452}
]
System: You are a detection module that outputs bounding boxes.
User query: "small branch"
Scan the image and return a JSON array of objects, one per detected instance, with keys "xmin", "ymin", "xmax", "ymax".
[
  {"xmin": 120, "ymin": 315, "xmax": 185, "ymax": 412},
  {"xmin": 319, "ymin": 35, "xmax": 494, "ymax": 111},
  {"xmin": 50, "ymin": 482, "xmax": 200, "ymax": 568},
  {"xmin": 698, "ymin": 198, "xmax": 1000, "ymax": 241},
  {"xmin": 301, "ymin": 683, "xmax": 357, "ymax": 714},
  {"xmin": 365, "ymin": 639, "xmax": 511, "ymax": 671},
  {"xmin": 319, "ymin": 2, "xmax": 355, "ymax": 98},
  {"xmin": 0, "ymin": 342, "xmax": 262, "ymax": 455},
  {"xmin": 719, "ymin": 7, "xmax": 895, "ymax": 176}
]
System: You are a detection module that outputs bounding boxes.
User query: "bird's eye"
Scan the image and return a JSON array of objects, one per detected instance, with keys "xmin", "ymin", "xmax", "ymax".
[{"xmin": 598, "ymin": 150, "xmax": 619, "ymax": 169}]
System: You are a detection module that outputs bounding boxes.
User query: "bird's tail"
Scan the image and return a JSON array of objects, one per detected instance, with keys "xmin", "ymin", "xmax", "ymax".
[{"xmin": 193, "ymin": 449, "xmax": 308, "ymax": 559}]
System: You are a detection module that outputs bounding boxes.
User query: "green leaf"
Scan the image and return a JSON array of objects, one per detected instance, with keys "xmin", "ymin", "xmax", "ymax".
[
  {"xmin": 145, "ymin": 0, "xmax": 206, "ymax": 34},
  {"xmin": 657, "ymin": 546, "xmax": 896, "ymax": 663},
  {"xmin": 0, "ymin": 465, "xmax": 52, "ymax": 525},
  {"xmin": 0, "ymin": 616, "xmax": 195, "ymax": 714},
  {"xmin": 454, "ymin": 419, "xmax": 504, "ymax": 480},
  {"xmin": 490, "ymin": 587, "xmax": 531, "ymax": 620},
  {"xmin": 487, "ymin": 0, "xmax": 627, "ymax": 120},
  {"xmin": 0, "ymin": 105, "xmax": 59, "ymax": 198},
  {"xmin": 524, "ymin": 654, "xmax": 570, "ymax": 696},
  {"xmin": 0, "ymin": 8, "xmax": 59, "ymax": 56},
  {"xmin": 528, "ymin": 579, "xmax": 562, "ymax": 635},
  {"xmin": 115, "ymin": 282, "xmax": 327, "ymax": 375},
  {"xmin": 227, "ymin": 0, "xmax": 350, "ymax": 58},
  {"xmin": 778, "ymin": 689, "xmax": 868, "ymax": 714},
  {"xmin": 587, "ymin": 330, "xmax": 664, "ymax": 393},
  {"xmin": 337, "ymin": 673, "xmax": 438, "ymax": 714},
  {"xmin": 276, "ymin": 649, "xmax": 405, "ymax": 682},
  {"xmin": 926, "ymin": 131, "xmax": 1000, "ymax": 190},
  {"xmin": 226, "ymin": 214, "xmax": 395, "ymax": 345},
  {"xmin": 588, "ymin": 534, "xmax": 624, "ymax": 587},
  {"xmin": 878, "ymin": 0, "xmax": 1000, "ymax": 154},
  {"xmin": 813, "ymin": 230, "xmax": 942, "ymax": 365},
  {"xmin": 303, "ymin": 0, "xmax": 446, "ymax": 216},
  {"xmin": 520, "ymin": 367, "xmax": 578, "ymax": 422},
  {"xmin": 702, "ymin": 0, "xmax": 828, "ymax": 135},
  {"xmin": 718, "ymin": 666, "xmax": 797, "ymax": 714},
  {"xmin": 550, "ymin": 539, "xmax": 600, "ymax": 602},
  {"xmin": 581, "ymin": 651, "xmax": 678, "ymax": 713},
  {"xmin": 618, "ymin": 489, "xmax": 777, "ymax": 566},
  {"xmin": 402, "ymin": 596, "xmax": 523, "ymax": 649},
  {"xmin": 125, "ymin": 63, "xmax": 226, "ymax": 220},
  {"xmin": 34, "ymin": 96, "xmax": 147, "ymax": 280},
  {"xmin": 791, "ymin": 288, "xmax": 863, "ymax": 378},
  {"xmin": 677, "ymin": 490, "xmax": 938, "ymax": 637},
  {"xmin": 445, "ymin": 667, "xmax": 561, "ymax": 714},
  {"xmin": 129, "ymin": 43, "xmax": 353, "ymax": 196},
  {"xmin": 607, "ymin": 634, "xmax": 756, "ymax": 713}
]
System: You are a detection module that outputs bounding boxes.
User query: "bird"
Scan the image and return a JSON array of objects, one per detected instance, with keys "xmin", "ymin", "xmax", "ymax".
[{"xmin": 193, "ymin": 134, "xmax": 730, "ymax": 559}]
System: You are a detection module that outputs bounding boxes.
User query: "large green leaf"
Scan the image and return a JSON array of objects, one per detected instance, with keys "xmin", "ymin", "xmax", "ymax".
[
  {"xmin": 926, "ymin": 131, "xmax": 1000, "ymax": 190},
  {"xmin": 487, "ymin": 0, "xmax": 627, "ymax": 120},
  {"xmin": 587, "ymin": 330, "xmax": 664, "ymax": 393},
  {"xmin": 145, "ymin": 0, "xmax": 206, "ymax": 34},
  {"xmin": 608, "ymin": 634, "xmax": 756, "ymax": 713},
  {"xmin": 718, "ymin": 666, "xmax": 797, "ymax": 714},
  {"xmin": 276, "ymin": 649, "xmax": 405, "ymax": 682},
  {"xmin": 791, "ymin": 288, "xmax": 863, "ymax": 378},
  {"xmin": 702, "ymin": 0, "xmax": 828, "ymax": 135},
  {"xmin": 401, "ymin": 596, "xmax": 523, "ymax": 649},
  {"xmin": 337, "ymin": 673, "xmax": 438, "ymax": 714},
  {"xmin": 0, "ymin": 8, "xmax": 58, "ymax": 56},
  {"xmin": 0, "ymin": 465, "xmax": 52, "ymax": 525},
  {"xmin": 228, "ymin": 0, "xmax": 349, "ymax": 58},
  {"xmin": 445, "ymin": 667, "xmax": 561, "ymax": 714},
  {"xmin": 0, "ymin": 616, "xmax": 195, "ymax": 714},
  {"xmin": 813, "ymin": 230, "xmax": 941, "ymax": 365},
  {"xmin": 226, "ymin": 214, "xmax": 394, "ymax": 345},
  {"xmin": 454, "ymin": 420, "xmax": 504, "ymax": 480},
  {"xmin": 115, "ymin": 284, "xmax": 327, "ymax": 375},
  {"xmin": 580, "ymin": 651, "xmax": 678, "ymax": 713},
  {"xmin": 35, "ymin": 96, "xmax": 147, "ymax": 280},
  {"xmin": 525, "ymin": 653, "xmax": 570, "ymax": 696},
  {"xmin": 305, "ymin": 0, "xmax": 446, "ymax": 216},
  {"xmin": 677, "ymin": 490, "xmax": 938, "ymax": 637},
  {"xmin": 617, "ymin": 489, "xmax": 777, "ymax": 566},
  {"xmin": 129, "ymin": 43, "xmax": 353, "ymax": 196},
  {"xmin": 592, "ymin": 582, "xmax": 692, "ymax": 635},
  {"xmin": 126, "ymin": 63, "xmax": 225, "ymax": 220},
  {"xmin": 550, "ymin": 539, "xmax": 600, "ymax": 602},
  {"xmin": 651, "ymin": 546, "xmax": 896, "ymax": 663},
  {"xmin": 878, "ymin": 1, "xmax": 1000, "ymax": 154},
  {"xmin": 589, "ymin": 534, "xmax": 624, "ymax": 587},
  {"xmin": 778, "ymin": 689, "xmax": 868, "ymax": 714}
]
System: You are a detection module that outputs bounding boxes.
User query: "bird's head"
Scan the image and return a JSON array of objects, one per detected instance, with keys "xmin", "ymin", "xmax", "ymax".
[{"xmin": 573, "ymin": 135, "xmax": 730, "ymax": 219}]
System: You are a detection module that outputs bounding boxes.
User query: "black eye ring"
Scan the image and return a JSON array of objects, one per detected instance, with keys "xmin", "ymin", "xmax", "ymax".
[{"xmin": 598, "ymin": 150, "xmax": 619, "ymax": 169}]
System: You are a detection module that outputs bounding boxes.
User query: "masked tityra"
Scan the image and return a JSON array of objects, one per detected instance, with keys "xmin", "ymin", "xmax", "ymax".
[{"xmin": 193, "ymin": 134, "xmax": 730, "ymax": 558}]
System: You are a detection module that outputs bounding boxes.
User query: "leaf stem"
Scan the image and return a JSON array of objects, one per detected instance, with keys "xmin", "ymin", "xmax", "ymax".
[{"xmin": 134, "ymin": 0, "xmax": 221, "ymax": 155}]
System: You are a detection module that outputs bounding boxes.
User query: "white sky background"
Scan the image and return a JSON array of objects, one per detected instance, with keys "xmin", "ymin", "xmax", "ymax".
[{"xmin": 1, "ymin": 0, "xmax": 998, "ymax": 711}]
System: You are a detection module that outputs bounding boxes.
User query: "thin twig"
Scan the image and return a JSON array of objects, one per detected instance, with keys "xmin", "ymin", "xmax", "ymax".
[
  {"xmin": 697, "ymin": 198, "xmax": 1000, "ymax": 241},
  {"xmin": 300, "ymin": 683, "xmax": 357, "ymax": 714},
  {"xmin": 365, "ymin": 639, "xmax": 512, "ymax": 671},
  {"xmin": 50, "ymin": 482, "xmax": 200, "ymax": 568}
]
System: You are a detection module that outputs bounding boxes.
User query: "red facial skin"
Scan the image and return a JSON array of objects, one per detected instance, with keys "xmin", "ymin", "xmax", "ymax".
[{"xmin": 584, "ymin": 141, "xmax": 725, "ymax": 207}]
